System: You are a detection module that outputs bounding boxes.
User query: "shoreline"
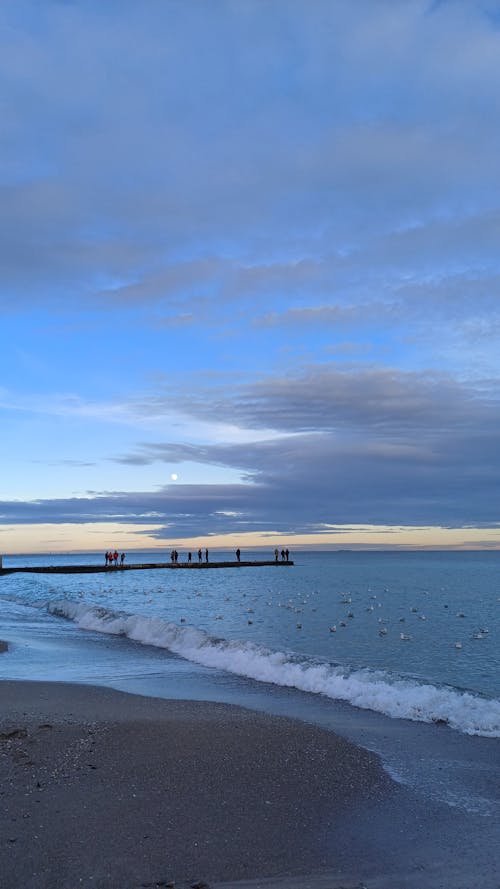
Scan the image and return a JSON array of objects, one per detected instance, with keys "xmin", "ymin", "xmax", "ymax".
[{"xmin": 2, "ymin": 681, "xmax": 500, "ymax": 889}]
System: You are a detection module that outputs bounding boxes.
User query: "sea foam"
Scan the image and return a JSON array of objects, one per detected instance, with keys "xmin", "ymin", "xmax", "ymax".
[{"xmin": 48, "ymin": 599, "xmax": 500, "ymax": 738}]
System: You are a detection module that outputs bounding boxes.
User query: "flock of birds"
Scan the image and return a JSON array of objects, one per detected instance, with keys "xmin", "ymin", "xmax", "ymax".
[
  {"xmin": 323, "ymin": 594, "xmax": 491, "ymax": 650},
  {"xmin": 159, "ymin": 582, "xmax": 495, "ymax": 655}
]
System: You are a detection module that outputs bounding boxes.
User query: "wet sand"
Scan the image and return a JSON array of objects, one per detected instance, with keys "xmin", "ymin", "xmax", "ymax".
[{"xmin": 1, "ymin": 680, "xmax": 499, "ymax": 889}]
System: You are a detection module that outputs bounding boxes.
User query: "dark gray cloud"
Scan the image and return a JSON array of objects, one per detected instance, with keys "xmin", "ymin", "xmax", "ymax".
[
  {"xmin": 3, "ymin": 365, "xmax": 499, "ymax": 535},
  {"xmin": 136, "ymin": 365, "xmax": 497, "ymax": 437}
]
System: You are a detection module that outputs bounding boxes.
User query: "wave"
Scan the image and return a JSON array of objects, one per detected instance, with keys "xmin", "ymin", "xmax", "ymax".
[{"xmin": 47, "ymin": 599, "xmax": 500, "ymax": 738}]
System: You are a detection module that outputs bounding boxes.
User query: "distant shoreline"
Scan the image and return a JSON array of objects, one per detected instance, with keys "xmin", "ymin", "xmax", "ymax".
[{"xmin": 2, "ymin": 547, "xmax": 499, "ymax": 559}]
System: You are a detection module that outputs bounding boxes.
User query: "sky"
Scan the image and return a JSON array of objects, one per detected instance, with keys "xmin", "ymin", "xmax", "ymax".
[{"xmin": 1, "ymin": 0, "xmax": 500, "ymax": 554}]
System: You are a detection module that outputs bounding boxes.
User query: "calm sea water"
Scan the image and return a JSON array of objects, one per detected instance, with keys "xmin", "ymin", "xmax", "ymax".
[
  {"xmin": 1, "ymin": 549, "xmax": 498, "ymax": 732},
  {"xmin": 1, "ymin": 549, "xmax": 500, "ymax": 817}
]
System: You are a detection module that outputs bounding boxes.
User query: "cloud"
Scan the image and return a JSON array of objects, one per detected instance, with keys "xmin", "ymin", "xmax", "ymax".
[
  {"xmin": 2, "ymin": 0, "xmax": 500, "ymax": 317},
  {"xmin": 3, "ymin": 363, "xmax": 498, "ymax": 536},
  {"xmin": 159, "ymin": 364, "xmax": 496, "ymax": 436},
  {"xmin": 2, "ymin": 1, "xmax": 500, "ymax": 546}
]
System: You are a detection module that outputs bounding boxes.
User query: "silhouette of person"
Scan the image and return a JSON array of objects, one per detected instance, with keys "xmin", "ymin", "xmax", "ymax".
[
  {"xmin": 205, "ymin": 548, "xmax": 209, "ymax": 562},
  {"xmin": 236, "ymin": 548, "xmax": 241, "ymax": 562},
  {"xmin": 120, "ymin": 553, "xmax": 125, "ymax": 566},
  {"xmin": 198, "ymin": 549, "xmax": 202, "ymax": 562},
  {"xmin": 285, "ymin": 548, "xmax": 289, "ymax": 561},
  {"xmin": 274, "ymin": 548, "xmax": 279, "ymax": 562},
  {"xmin": 188, "ymin": 552, "xmax": 192, "ymax": 563}
]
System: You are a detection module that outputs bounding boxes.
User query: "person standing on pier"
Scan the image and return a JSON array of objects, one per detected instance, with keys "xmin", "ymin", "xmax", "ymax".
[
  {"xmin": 285, "ymin": 548, "xmax": 289, "ymax": 561},
  {"xmin": 120, "ymin": 553, "xmax": 125, "ymax": 566},
  {"xmin": 236, "ymin": 548, "xmax": 241, "ymax": 562},
  {"xmin": 274, "ymin": 548, "xmax": 279, "ymax": 562},
  {"xmin": 198, "ymin": 549, "xmax": 202, "ymax": 562},
  {"xmin": 188, "ymin": 552, "xmax": 192, "ymax": 563},
  {"xmin": 205, "ymin": 548, "xmax": 209, "ymax": 562}
]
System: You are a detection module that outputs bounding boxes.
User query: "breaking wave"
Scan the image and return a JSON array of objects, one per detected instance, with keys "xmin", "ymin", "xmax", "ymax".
[{"xmin": 48, "ymin": 599, "xmax": 500, "ymax": 738}]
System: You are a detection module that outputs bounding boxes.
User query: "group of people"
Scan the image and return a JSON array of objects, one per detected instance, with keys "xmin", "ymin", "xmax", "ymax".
[
  {"xmin": 104, "ymin": 550, "xmax": 125, "ymax": 567},
  {"xmin": 274, "ymin": 548, "xmax": 290, "ymax": 561},
  {"xmin": 169, "ymin": 548, "xmax": 289, "ymax": 563},
  {"xmin": 102, "ymin": 548, "xmax": 289, "ymax": 567},
  {"xmin": 171, "ymin": 548, "xmax": 209, "ymax": 563}
]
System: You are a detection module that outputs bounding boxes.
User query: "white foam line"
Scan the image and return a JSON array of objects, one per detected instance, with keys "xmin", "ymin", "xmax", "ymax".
[{"xmin": 48, "ymin": 600, "xmax": 500, "ymax": 738}]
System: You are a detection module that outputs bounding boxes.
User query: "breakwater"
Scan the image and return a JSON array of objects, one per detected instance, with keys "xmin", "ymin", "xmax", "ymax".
[{"xmin": 0, "ymin": 560, "xmax": 293, "ymax": 576}]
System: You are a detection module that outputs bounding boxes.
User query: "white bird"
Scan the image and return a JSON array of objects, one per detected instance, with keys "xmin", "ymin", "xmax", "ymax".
[
  {"xmin": 454, "ymin": 642, "xmax": 462, "ymax": 649},
  {"xmin": 400, "ymin": 633, "xmax": 412, "ymax": 641},
  {"xmin": 329, "ymin": 625, "xmax": 337, "ymax": 633}
]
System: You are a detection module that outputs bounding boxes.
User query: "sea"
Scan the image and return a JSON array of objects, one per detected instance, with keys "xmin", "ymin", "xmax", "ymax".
[{"xmin": 1, "ymin": 548, "xmax": 500, "ymax": 821}]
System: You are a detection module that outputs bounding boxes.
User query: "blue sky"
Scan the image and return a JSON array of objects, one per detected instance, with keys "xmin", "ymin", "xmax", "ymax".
[{"xmin": 2, "ymin": 0, "xmax": 500, "ymax": 553}]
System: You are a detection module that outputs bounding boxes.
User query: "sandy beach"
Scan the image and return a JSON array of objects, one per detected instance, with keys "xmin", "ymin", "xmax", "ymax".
[
  {"xmin": 1, "ymin": 680, "xmax": 499, "ymax": 889},
  {"xmin": 0, "ymin": 680, "xmax": 389, "ymax": 889}
]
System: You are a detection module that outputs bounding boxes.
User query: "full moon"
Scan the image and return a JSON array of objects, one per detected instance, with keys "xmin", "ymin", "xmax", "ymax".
[{"xmin": 170, "ymin": 473, "xmax": 178, "ymax": 481}]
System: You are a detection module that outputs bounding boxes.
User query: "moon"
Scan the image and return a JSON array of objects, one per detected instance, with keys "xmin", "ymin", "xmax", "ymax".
[{"xmin": 170, "ymin": 473, "xmax": 178, "ymax": 481}]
